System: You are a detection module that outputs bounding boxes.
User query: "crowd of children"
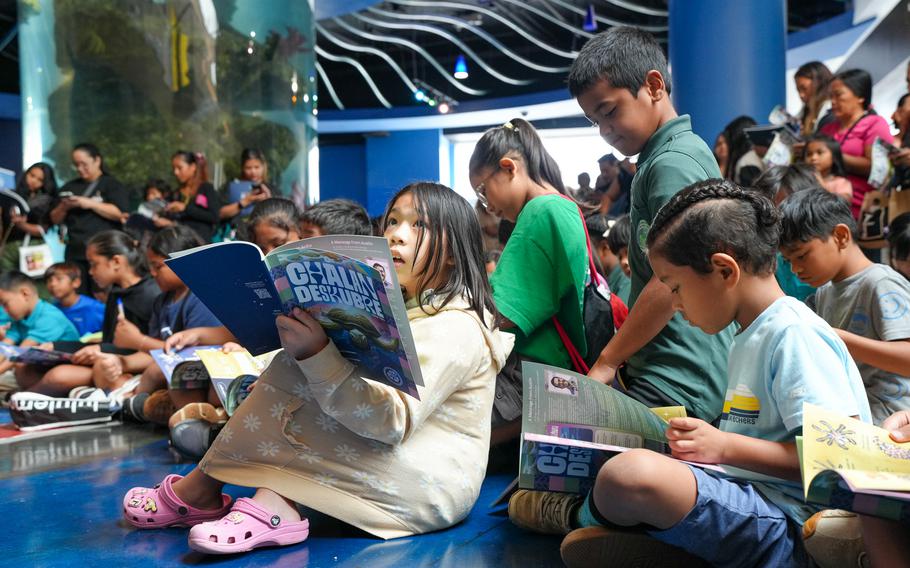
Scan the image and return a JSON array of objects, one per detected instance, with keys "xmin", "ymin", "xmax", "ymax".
[{"xmin": 1, "ymin": 24, "xmax": 909, "ymax": 568}]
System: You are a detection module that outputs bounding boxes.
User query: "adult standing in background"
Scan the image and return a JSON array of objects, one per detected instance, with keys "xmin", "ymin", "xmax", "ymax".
[
  {"xmin": 819, "ymin": 69, "xmax": 893, "ymax": 219},
  {"xmin": 217, "ymin": 148, "xmax": 273, "ymax": 240},
  {"xmin": 0, "ymin": 162, "xmax": 58, "ymax": 272},
  {"xmin": 50, "ymin": 143, "xmax": 129, "ymax": 293},
  {"xmin": 154, "ymin": 151, "xmax": 220, "ymax": 243},
  {"xmin": 794, "ymin": 61, "xmax": 835, "ymax": 137}
]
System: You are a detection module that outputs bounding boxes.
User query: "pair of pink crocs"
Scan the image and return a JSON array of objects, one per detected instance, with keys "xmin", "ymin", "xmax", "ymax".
[{"xmin": 123, "ymin": 474, "xmax": 310, "ymax": 554}]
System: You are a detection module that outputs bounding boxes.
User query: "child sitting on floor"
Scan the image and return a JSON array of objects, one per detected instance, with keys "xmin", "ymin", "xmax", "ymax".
[
  {"xmin": 299, "ymin": 198, "xmax": 372, "ymax": 238},
  {"xmin": 96, "ymin": 225, "xmax": 222, "ymax": 424},
  {"xmin": 27, "ymin": 231, "xmax": 160, "ymax": 397},
  {"xmin": 0, "ymin": 271, "xmax": 79, "ymax": 380},
  {"xmin": 45, "ymin": 262, "xmax": 105, "ymax": 337},
  {"xmin": 511, "ymin": 179, "xmax": 872, "ymax": 568},
  {"xmin": 780, "ymin": 188, "xmax": 910, "ymax": 425},
  {"xmin": 123, "ymin": 182, "xmax": 513, "ymax": 555}
]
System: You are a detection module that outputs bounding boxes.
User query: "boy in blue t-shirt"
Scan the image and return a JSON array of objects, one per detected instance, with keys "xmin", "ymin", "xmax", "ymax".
[
  {"xmin": 513, "ymin": 181, "xmax": 872, "ymax": 567},
  {"xmin": 45, "ymin": 262, "xmax": 105, "ymax": 337},
  {"xmin": 0, "ymin": 271, "xmax": 80, "ymax": 378}
]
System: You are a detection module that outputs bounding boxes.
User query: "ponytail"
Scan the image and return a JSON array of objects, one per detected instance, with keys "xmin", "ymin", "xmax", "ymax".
[
  {"xmin": 173, "ymin": 150, "xmax": 209, "ymax": 189},
  {"xmin": 87, "ymin": 230, "xmax": 148, "ymax": 276},
  {"xmin": 469, "ymin": 118, "xmax": 567, "ymax": 195}
]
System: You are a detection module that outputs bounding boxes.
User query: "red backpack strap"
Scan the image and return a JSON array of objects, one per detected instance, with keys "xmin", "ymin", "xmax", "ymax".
[{"xmin": 552, "ymin": 315, "xmax": 589, "ymax": 374}]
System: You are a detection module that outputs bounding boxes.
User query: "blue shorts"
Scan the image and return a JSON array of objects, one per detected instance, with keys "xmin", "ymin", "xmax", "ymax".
[{"xmin": 648, "ymin": 465, "xmax": 808, "ymax": 568}]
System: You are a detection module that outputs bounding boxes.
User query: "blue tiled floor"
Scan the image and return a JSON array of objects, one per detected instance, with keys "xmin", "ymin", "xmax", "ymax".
[{"xmin": 0, "ymin": 411, "xmax": 564, "ymax": 567}]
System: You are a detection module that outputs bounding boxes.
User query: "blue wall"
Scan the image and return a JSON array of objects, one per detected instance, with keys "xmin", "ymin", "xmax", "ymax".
[
  {"xmin": 364, "ymin": 129, "xmax": 443, "ymax": 215},
  {"xmin": 319, "ymin": 143, "xmax": 367, "ymax": 206},
  {"xmin": 0, "ymin": 93, "xmax": 21, "ymax": 179},
  {"xmin": 669, "ymin": 0, "xmax": 786, "ymax": 145}
]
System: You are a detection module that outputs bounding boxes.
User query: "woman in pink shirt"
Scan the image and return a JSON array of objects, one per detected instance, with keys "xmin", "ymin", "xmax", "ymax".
[{"xmin": 820, "ymin": 69, "xmax": 893, "ymax": 218}]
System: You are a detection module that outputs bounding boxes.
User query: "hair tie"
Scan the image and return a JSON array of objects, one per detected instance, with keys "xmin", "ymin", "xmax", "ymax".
[
  {"xmin": 602, "ymin": 219, "xmax": 617, "ymax": 239},
  {"xmin": 502, "ymin": 121, "xmax": 516, "ymax": 131}
]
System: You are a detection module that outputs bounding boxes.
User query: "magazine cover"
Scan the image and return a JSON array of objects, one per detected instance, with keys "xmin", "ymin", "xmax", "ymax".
[
  {"xmin": 150, "ymin": 347, "xmax": 219, "ymax": 385},
  {"xmin": 0, "ymin": 344, "xmax": 73, "ymax": 366},
  {"xmin": 801, "ymin": 403, "xmax": 910, "ymax": 521},
  {"xmin": 166, "ymin": 236, "xmax": 423, "ymax": 399},
  {"xmin": 518, "ymin": 362, "xmax": 675, "ymax": 495}
]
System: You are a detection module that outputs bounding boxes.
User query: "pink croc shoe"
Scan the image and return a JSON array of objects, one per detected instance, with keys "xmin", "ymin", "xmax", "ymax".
[
  {"xmin": 123, "ymin": 473, "xmax": 232, "ymax": 528},
  {"xmin": 187, "ymin": 497, "xmax": 310, "ymax": 554}
]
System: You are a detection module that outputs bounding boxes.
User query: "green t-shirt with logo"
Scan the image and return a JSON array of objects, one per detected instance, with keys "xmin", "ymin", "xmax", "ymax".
[
  {"xmin": 492, "ymin": 194, "xmax": 588, "ymax": 368},
  {"xmin": 627, "ymin": 115, "xmax": 734, "ymax": 422}
]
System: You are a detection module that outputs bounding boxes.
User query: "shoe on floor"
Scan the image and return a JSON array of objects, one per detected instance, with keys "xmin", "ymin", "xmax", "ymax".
[
  {"xmin": 121, "ymin": 392, "xmax": 150, "ymax": 423},
  {"xmin": 9, "ymin": 392, "xmax": 111, "ymax": 431},
  {"xmin": 167, "ymin": 402, "xmax": 227, "ymax": 430},
  {"xmin": 143, "ymin": 389, "xmax": 176, "ymax": 426},
  {"xmin": 188, "ymin": 497, "xmax": 309, "ymax": 555},
  {"xmin": 508, "ymin": 489, "xmax": 581, "ymax": 535},
  {"xmin": 560, "ymin": 526, "xmax": 712, "ymax": 568},
  {"xmin": 802, "ymin": 509, "xmax": 868, "ymax": 568}
]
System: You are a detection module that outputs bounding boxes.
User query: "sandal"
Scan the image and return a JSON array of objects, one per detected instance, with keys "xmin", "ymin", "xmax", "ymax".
[
  {"xmin": 187, "ymin": 497, "xmax": 310, "ymax": 554},
  {"xmin": 123, "ymin": 473, "xmax": 232, "ymax": 528}
]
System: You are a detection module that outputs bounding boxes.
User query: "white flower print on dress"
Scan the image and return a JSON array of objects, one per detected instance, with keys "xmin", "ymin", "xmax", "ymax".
[
  {"xmin": 257, "ymin": 440, "xmax": 280, "ymax": 458},
  {"xmin": 352, "ymin": 403, "xmax": 374, "ymax": 420},
  {"xmin": 260, "ymin": 382, "xmax": 277, "ymax": 393},
  {"xmin": 350, "ymin": 380, "xmax": 366, "ymax": 392},
  {"xmin": 243, "ymin": 414, "xmax": 262, "ymax": 432},
  {"xmin": 315, "ymin": 414, "xmax": 339, "ymax": 433},
  {"xmin": 296, "ymin": 448, "xmax": 322, "ymax": 464},
  {"xmin": 321, "ymin": 382, "xmax": 339, "ymax": 397},
  {"xmin": 334, "ymin": 444, "xmax": 360, "ymax": 463},
  {"xmin": 313, "ymin": 473, "xmax": 338, "ymax": 487},
  {"xmin": 291, "ymin": 382, "xmax": 313, "ymax": 401},
  {"xmin": 228, "ymin": 451, "xmax": 248, "ymax": 463},
  {"xmin": 352, "ymin": 471, "xmax": 378, "ymax": 489},
  {"xmin": 269, "ymin": 402, "xmax": 288, "ymax": 419},
  {"xmin": 374, "ymin": 478, "xmax": 400, "ymax": 497},
  {"xmin": 322, "ymin": 405, "xmax": 342, "ymax": 419},
  {"xmin": 436, "ymin": 404, "xmax": 457, "ymax": 423},
  {"xmin": 287, "ymin": 421, "xmax": 304, "ymax": 436},
  {"xmin": 218, "ymin": 426, "xmax": 234, "ymax": 444}
]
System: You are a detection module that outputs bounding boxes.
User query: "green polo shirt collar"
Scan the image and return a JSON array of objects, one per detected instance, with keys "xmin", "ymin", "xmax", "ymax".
[{"xmin": 637, "ymin": 114, "xmax": 693, "ymax": 165}]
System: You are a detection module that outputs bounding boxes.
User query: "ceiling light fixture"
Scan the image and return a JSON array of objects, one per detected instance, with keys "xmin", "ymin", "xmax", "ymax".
[
  {"xmin": 583, "ymin": 4, "xmax": 597, "ymax": 32},
  {"xmin": 454, "ymin": 54, "xmax": 469, "ymax": 79}
]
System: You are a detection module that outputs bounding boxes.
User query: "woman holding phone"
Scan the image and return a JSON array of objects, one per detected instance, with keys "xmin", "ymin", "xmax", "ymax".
[
  {"xmin": 218, "ymin": 149, "xmax": 273, "ymax": 239},
  {"xmin": 50, "ymin": 143, "xmax": 129, "ymax": 293},
  {"xmin": 0, "ymin": 162, "xmax": 59, "ymax": 272}
]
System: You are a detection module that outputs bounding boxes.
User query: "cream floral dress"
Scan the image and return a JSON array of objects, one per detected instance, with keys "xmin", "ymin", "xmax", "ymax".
[{"xmin": 199, "ymin": 296, "xmax": 513, "ymax": 539}]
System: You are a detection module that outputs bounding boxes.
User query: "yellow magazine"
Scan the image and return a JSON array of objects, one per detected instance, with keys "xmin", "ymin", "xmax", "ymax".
[{"xmin": 801, "ymin": 403, "xmax": 910, "ymax": 521}]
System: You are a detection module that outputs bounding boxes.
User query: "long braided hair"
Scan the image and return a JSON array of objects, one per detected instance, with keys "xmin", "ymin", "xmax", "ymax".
[{"xmin": 646, "ymin": 179, "xmax": 780, "ymax": 276}]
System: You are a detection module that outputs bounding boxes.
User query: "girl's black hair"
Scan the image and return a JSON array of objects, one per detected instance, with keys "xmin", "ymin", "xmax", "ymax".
[
  {"xmin": 469, "ymin": 118, "xmax": 567, "ymax": 195},
  {"xmin": 833, "ymin": 69, "xmax": 873, "ymax": 110},
  {"xmin": 241, "ymin": 148, "xmax": 269, "ymax": 179},
  {"xmin": 888, "ymin": 213, "xmax": 910, "ymax": 262},
  {"xmin": 173, "ymin": 150, "xmax": 209, "ymax": 186},
  {"xmin": 73, "ymin": 142, "xmax": 107, "ymax": 174},
  {"xmin": 751, "ymin": 163, "xmax": 822, "ymax": 202},
  {"xmin": 382, "ymin": 182, "xmax": 498, "ymax": 328},
  {"xmin": 148, "ymin": 224, "xmax": 205, "ymax": 258},
  {"xmin": 16, "ymin": 162, "xmax": 58, "ymax": 197},
  {"xmin": 646, "ymin": 179, "xmax": 780, "ymax": 276},
  {"xmin": 721, "ymin": 115, "xmax": 758, "ymax": 180},
  {"xmin": 247, "ymin": 197, "xmax": 300, "ymax": 235},
  {"xmin": 805, "ymin": 134, "xmax": 847, "ymax": 177},
  {"xmin": 87, "ymin": 230, "xmax": 148, "ymax": 276}
]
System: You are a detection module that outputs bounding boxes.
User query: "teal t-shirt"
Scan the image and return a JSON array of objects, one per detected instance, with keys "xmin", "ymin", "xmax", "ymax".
[
  {"xmin": 7, "ymin": 299, "xmax": 81, "ymax": 344},
  {"xmin": 627, "ymin": 115, "xmax": 734, "ymax": 422},
  {"xmin": 492, "ymin": 194, "xmax": 588, "ymax": 368},
  {"xmin": 775, "ymin": 253, "xmax": 815, "ymax": 301},
  {"xmin": 607, "ymin": 264, "xmax": 631, "ymax": 305}
]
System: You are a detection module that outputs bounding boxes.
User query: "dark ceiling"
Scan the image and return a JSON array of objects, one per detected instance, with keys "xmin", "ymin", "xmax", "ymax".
[{"xmin": 0, "ymin": 0, "xmax": 849, "ymax": 109}]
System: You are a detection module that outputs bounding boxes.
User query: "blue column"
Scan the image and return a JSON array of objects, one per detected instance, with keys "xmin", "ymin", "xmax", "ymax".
[{"xmin": 669, "ymin": 0, "xmax": 786, "ymax": 145}]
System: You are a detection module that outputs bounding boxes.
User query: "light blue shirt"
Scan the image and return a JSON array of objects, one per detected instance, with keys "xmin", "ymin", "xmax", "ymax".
[
  {"xmin": 720, "ymin": 296, "xmax": 872, "ymax": 524},
  {"xmin": 7, "ymin": 299, "xmax": 81, "ymax": 344}
]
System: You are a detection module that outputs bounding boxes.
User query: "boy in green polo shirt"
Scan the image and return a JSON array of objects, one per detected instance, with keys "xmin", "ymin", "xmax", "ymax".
[
  {"xmin": 509, "ymin": 26, "xmax": 734, "ymax": 538},
  {"xmin": 569, "ymin": 26, "xmax": 733, "ymax": 420}
]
